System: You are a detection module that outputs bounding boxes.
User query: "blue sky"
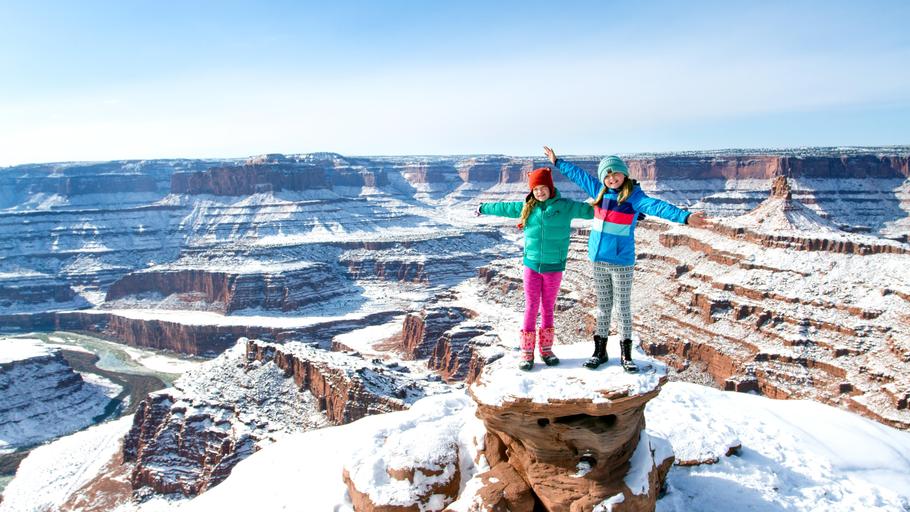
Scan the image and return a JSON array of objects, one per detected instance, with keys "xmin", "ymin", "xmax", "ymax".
[{"xmin": 1, "ymin": 1, "xmax": 908, "ymax": 165}]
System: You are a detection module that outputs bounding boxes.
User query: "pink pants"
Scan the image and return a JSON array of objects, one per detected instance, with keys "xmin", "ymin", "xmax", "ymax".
[{"xmin": 523, "ymin": 267, "xmax": 564, "ymax": 331}]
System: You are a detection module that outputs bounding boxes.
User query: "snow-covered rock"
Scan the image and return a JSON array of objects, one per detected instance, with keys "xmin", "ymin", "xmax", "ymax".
[
  {"xmin": 91, "ymin": 374, "xmax": 910, "ymax": 511},
  {"xmin": 122, "ymin": 341, "xmax": 329, "ymax": 496},
  {"xmin": 0, "ymin": 337, "xmax": 118, "ymax": 453},
  {"xmin": 469, "ymin": 342, "xmax": 673, "ymax": 511}
]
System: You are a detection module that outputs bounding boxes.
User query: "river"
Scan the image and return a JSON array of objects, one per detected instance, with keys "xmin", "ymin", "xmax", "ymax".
[{"xmin": 0, "ymin": 331, "xmax": 203, "ymax": 495}]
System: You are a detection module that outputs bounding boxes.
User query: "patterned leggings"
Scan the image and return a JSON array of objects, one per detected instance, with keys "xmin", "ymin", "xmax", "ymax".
[{"xmin": 593, "ymin": 261, "xmax": 634, "ymax": 339}]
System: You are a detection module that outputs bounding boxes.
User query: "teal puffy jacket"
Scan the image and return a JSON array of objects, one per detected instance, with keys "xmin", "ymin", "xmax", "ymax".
[{"xmin": 479, "ymin": 188, "xmax": 594, "ymax": 272}]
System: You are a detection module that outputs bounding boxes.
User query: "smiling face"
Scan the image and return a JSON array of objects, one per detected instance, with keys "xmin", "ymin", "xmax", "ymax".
[
  {"xmin": 603, "ymin": 172, "xmax": 626, "ymax": 190},
  {"xmin": 532, "ymin": 185, "xmax": 551, "ymax": 202}
]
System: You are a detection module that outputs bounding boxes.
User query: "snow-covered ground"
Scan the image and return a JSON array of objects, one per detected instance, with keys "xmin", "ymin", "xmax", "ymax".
[
  {"xmin": 0, "ymin": 337, "xmax": 53, "ymax": 364},
  {"xmin": 650, "ymin": 383, "xmax": 910, "ymax": 511},
  {"xmin": 470, "ymin": 341, "xmax": 666, "ymax": 405},
  {"xmin": 119, "ymin": 346, "xmax": 199, "ymax": 375},
  {"xmin": 0, "ymin": 416, "xmax": 134, "ymax": 512},
  {"xmin": 5, "ymin": 356, "xmax": 896, "ymax": 512},
  {"xmin": 53, "ymin": 380, "xmax": 904, "ymax": 512},
  {"xmin": 331, "ymin": 316, "xmax": 406, "ymax": 356}
]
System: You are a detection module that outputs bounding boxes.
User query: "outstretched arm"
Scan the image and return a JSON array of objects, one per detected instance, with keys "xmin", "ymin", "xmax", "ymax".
[
  {"xmin": 544, "ymin": 146, "xmax": 601, "ymax": 198},
  {"xmin": 627, "ymin": 189, "xmax": 692, "ymax": 224},
  {"xmin": 479, "ymin": 201, "xmax": 524, "ymax": 218}
]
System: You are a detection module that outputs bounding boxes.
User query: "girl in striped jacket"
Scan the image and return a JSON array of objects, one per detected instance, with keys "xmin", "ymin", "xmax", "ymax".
[{"xmin": 544, "ymin": 146, "xmax": 709, "ymax": 372}]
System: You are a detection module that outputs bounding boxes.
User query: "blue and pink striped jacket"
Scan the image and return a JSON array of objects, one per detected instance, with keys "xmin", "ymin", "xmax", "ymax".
[{"xmin": 556, "ymin": 159, "xmax": 691, "ymax": 265}]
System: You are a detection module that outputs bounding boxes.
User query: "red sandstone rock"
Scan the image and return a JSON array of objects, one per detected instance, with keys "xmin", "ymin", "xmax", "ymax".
[
  {"xmin": 474, "ymin": 462, "xmax": 536, "ymax": 511},
  {"xmin": 468, "ymin": 348, "xmax": 674, "ymax": 512},
  {"xmin": 54, "ymin": 311, "xmax": 280, "ymax": 356},
  {"xmin": 105, "ymin": 264, "xmax": 350, "ymax": 313},
  {"xmin": 392, "ymin": 307, "xmax": 496, "ymax": 382},
  {"xmin": 245, "ymin": 339, "xmax": 411, "ymax": 424}
]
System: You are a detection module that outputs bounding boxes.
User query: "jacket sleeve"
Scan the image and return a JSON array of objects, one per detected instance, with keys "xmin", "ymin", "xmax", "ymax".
[
  {"xmin": 566, "ymin": 199, "xmax": 594, "ymax": 219},
  {"xmin": 555, "ymin": 159, "xmax": 602, "ymax": 199},
  {"xmin": 479, "ymin": 201, "xmax": 524, "ymax": 218},
  {"xmin": 627, "ymin": 188, "xmax": 691, "ymax": 224}
]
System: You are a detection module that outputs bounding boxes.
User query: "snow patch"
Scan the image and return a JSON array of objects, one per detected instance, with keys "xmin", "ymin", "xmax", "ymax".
[
  {"xmin": 0, "ymin": 416, "xmax": 134, "ymax": 512},
  {"xmin": 0, "ymin": 337, "xmax": 54, "ymax": 364},
  {"xmin": 470, "ymin": 340, "xmax": 665, "ymax": 406}
]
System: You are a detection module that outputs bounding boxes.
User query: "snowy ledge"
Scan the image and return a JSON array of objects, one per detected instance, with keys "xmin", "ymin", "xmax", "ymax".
[{"xmin": 469, "ymin": 339, "xmax": 667, "ymax": 408}]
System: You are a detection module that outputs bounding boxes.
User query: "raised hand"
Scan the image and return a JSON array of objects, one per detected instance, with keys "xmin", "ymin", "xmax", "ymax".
[{"xmin": 543, "ymin": 146, "xmax": 557, "ymax": 165}]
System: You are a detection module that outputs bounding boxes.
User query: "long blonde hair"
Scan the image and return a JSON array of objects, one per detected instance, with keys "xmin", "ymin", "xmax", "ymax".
[
  {"xmin": 593, "ymin": 178, "xmax": 635, "ymax": 206},
  {"xmin": 518, "ymin": 196, "xmax": 539, "ymax": 229}
]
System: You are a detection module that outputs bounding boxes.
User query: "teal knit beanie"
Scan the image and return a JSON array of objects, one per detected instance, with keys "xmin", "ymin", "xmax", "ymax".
[{"xmin": 597, "ymin": 156, "xmax": 629, "ymax": 183}]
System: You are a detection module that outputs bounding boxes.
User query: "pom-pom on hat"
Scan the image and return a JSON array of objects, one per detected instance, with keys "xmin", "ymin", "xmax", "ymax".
[
  {"xmin": 528, "ymin": 167, "xmax": 555, "ymax": 195},
  {"xmin": 597, "ymin": 156, "xmax": 629, "ymax": 183}
]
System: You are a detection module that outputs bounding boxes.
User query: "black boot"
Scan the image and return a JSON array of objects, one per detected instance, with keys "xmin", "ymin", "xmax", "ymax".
[
  {"xmin": 583, "ymin": 335, "xmax": 609, "ymax": 369},
  {"xmin": 620, "ymin": 338, "xmax": 639, "ymax": 373}
]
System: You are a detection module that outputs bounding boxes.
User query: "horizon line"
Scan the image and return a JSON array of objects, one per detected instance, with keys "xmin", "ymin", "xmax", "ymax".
[{"xmin": 4, "ymin": 144, "xmax": 910, "ymax": 168}]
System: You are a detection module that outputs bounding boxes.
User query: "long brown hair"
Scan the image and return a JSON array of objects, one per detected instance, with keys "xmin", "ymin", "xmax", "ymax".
[
  {"xmin": 518, "ymin": 195, "xmax": 539, "ymax": 229},
  {"xmin": 593, "ymin": 178, "xmax": 636, "ymax": 206}
]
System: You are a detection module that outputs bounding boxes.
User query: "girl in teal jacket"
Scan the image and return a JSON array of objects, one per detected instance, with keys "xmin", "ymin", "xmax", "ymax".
[
  {"xmin": 544, "ymin": 146, "xmax": 709, "ymax": 372},
  {"xmin": 477, "ymin": 167, "xmax": 593, "ymax": 371}
]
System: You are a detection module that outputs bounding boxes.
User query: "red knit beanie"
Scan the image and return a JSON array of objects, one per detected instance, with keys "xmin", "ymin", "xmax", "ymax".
[{"xmin": 528, "ymin": 167, "xmax": 555, "ymax": 195}]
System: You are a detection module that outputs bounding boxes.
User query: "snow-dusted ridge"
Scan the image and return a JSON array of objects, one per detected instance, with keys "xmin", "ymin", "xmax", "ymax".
[{"xmin": 44, "ymin": 383, "xmax": 904, "ymax": 511}]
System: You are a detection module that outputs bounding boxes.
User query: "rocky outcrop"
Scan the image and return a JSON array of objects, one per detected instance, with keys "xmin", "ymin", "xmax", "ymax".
[
  {"xmin": 170, "ymin": 155, "xmax": 389, "ymax": 195},
  {"xmin": 123, "ymin": 339, "xmax": 448, "ymax": 496},
  {"xmin": 392, "ymin": 307, "xmax": 499, "ymax": 383},
  {"xmin": 4, "ymin": 173, "xmax": 160, "ymax": 197},
  {"xmin": 105, "ymin": 264, "xmax": 350, "ymax": 313},
  {"xmin": 628, "ymin": 153, "xmax": 909, "ymax": 181},
  {"xmin": 684, "ymin": 176, "xmax": 910, "ymax": 255},
  {"xmin": 468, "ymin": 344, "xmax": 674, "ymax": 511},
  {"xmin": 343, "ymin": 451, "xmax": 461, "ymax": 512},
  {"xmin": 54, "ymin": 311, "xmax": 280, "ymax": 356},
  {"xmin": 0, "ymin": 338, "xmax": 115, "ymax": 451},
  {"xmin": 171, "ymin": 164, "xmax": 331, "ymax": 195},
  {"xmin": 122, "ymin": 341, "xmax": 328, "ymax": 496},
  {"xmin": 343, "ymin": 259, "xmax": 429, "ymax": 283},
  {"xmin": 428, "ymin": 326, "xmax": 498, "ymax": 384},
  {"xmin": 0, "ymin": 312, "xmax": 57, "ymax": 332},
  {"xmin": 398, "ymin": 307, "xmax": 475, "ymax": 360},
  {"xmin": 661, "ymin": 230, "xmax": 910, "ymax": 256},
  {"xmin": 46, "ymin": 309, "xmax": 404, "ymax": 357},
  {"xmin": 124, "ymin": 392, "xmax": 257, "ymax": 495},
  {"xmin": 0, "ymin": 281, "xmax": 76, "ymax": 307},
  {"xmin": 245, "ymin": 339, "xmax": 427, "ymax": 424}
]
